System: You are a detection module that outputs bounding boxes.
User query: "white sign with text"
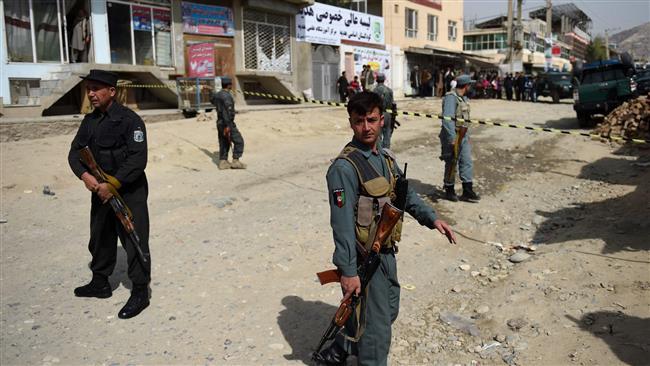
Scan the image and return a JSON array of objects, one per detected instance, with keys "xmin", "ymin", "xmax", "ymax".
[{"xmin": 296, "ymin": 2, "xmax": 384, "ymax": 46}]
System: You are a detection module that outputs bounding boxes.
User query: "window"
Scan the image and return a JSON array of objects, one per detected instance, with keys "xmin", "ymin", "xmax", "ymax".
[
  {"xmin": 3, "ymin": 0, "xmax": 64, "ymax": 63},
  {"xmin": 243, "ymin": 10, "xmax": 291, "ymax": 72},
  {"xmin": 107, "ymin": 1, "xmax": 173, "ymax": 66},
  {"xmin": 349, "ymin": 0, "xmax": 367, "ymax": 13},
  {"xmin": 108, "ymin": 2, "xmax": 133, "ymax": 64},
  {"xmin": 448, "ymin": 20, "xmax": 457, "ymax": 41},
  {"xmin": 427, "ymin": 15, "xmax": 438, "ymax": 41},
  {"xmin": 3, "ymin": 1, "xmax": 33, "ymax": 62},
  {"xmin": 33, "ymin": 0, "xmax": 62, "ymax": 62},
  {"xmin": 405, "ymin": 8, "xmax": 417, "ymax": 38},
  {"xmin": 9, "ymin": 79, "xmax": 40, "ymax": 105}
]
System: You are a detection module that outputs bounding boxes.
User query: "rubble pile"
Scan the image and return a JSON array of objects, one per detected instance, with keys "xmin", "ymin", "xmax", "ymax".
[{"xmin": 596, "ymin": 96, "xmax": 650, "ymax": 141}]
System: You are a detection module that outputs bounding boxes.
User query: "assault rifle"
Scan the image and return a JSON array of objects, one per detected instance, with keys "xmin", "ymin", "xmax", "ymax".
[
  {"xmin": 313, "ymin": 164, "xmax": 409, "ymax": 357},
  {"xmin": 390, "ymin": 102, "xmax": 401, "ymax": 131},
  {"xmin": 79, "ymin": 147, "xmax": 148, "ymax": 265},
  {"xmin": 446, "ymin": 125, "xmax": 468, "ymax": 184}
]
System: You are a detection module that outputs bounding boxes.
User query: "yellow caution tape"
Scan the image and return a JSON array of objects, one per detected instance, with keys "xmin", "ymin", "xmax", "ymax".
[{"xmin": 122, "ymin": 84, "xmax": 648, "ymax": 144}]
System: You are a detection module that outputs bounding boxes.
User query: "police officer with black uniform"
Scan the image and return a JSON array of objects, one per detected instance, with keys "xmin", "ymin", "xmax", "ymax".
[
  {"xmin": 210, "ymin": 76, "xmax": 246, "ymax": 170},
  {"xmin": 68, "ymin": 69, "xmax": 151, "ymax": 319},
  {"xmin": 315, "ymin": 92, "xmax": 457, "ymax": 366},
  {"xmin": 372, "ymin": 73, "xmax": 394, "ymax": 149}
]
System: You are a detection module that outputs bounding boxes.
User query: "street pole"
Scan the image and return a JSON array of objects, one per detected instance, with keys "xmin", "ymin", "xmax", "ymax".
[
  {"xmin": 507, "ymin": 0, "xmax": 513, "ymax": 73},
  {"xmin": 546, "ymin": 0, "xmax": 552, "ymax": 71},
  {"xmin": 605, "ymin": 30, "xmax": 610, "ymax": 60}
]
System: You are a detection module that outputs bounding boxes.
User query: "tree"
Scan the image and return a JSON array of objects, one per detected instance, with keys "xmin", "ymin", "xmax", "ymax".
[{"xmin": 586, "ymin": 37, "xmax": 608, "ymax": 62}]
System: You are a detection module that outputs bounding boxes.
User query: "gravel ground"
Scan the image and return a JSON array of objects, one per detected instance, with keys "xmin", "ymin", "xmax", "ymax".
[{"xmin": 1, "ymin": 97, "xmax": 648, "ymax": 365}]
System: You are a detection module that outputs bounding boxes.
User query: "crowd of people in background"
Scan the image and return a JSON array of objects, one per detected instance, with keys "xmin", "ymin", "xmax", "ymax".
[{"xmin": 336, "ymin": 64, "xmax": 546, "ymax": 103}]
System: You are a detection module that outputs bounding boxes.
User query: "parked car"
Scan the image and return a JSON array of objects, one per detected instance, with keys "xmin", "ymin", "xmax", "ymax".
[
  {"xmin": 633, "ymin": 69, "xmax": 650, "ymax": 96},
  {"xmin": 536, "ymin": 72, "xmax": 574, "ymax": 103},
  {"xmin": 573, "ymin": 58, "xmax": 636, "ymax": 127}
]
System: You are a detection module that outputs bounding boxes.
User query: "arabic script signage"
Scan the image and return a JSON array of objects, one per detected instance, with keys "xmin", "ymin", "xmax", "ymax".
[
  {"xmin": 296, "ymin": 2, "xmax": 384, "ymax": 46},
  {"xmin": 182, "ymin": 2, "xmax": 234, "ymax": 37}
]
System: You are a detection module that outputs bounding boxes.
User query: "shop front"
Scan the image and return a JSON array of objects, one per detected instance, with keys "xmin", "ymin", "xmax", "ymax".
[
  {"xmin": 180, "ymin": 1, "xmax": 235, "ymax": 82},
  {"xmin": 106, "ymin": 1, "xmax": 173, "ymax": 67}
]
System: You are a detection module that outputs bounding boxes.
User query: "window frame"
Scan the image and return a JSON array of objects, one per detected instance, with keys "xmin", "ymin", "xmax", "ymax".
[
  {"xmin": 427, "ymin": 14, "xmax": 438, "ymax": 41},
  {"xmin": 447, "ymin": 20, "xmax": 457, "ymax": 41},
  {"xmin": 107, "ymin": 0, "xmax": 174, "ymax": 67},
  {"xmin": 405, "ymin": 8, "xmax": 418, "ymax": 38}
]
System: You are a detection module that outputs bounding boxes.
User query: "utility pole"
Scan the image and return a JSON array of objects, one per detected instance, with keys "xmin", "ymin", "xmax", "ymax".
[
  {"xmin": 507, "ymin": 0, "xmax": 513, "ymax": 73},
  {"xmin": 604, "ymin": 29, "xmax": 610, "ymax": 60},
  {"xmin": 546, "ymin": 0, "xmax": 552, "ymax": 40},
  {"xmin": 546, "ymin": 0, "xmax": 552, "ymax": 71}
]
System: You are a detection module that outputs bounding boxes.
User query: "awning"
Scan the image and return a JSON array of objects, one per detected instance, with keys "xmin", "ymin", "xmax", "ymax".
[{"xmin": 406, "ymin": 46, "xmax": 491, "ymax": 60}]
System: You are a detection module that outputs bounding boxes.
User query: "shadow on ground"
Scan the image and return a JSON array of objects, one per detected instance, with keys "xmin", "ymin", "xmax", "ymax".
[
  {"xmin": 278, "ymin": 295, "xmax": 337, "ymax": 365},
  {"xmin": 86, "ymin": 247, "xmax": 132, "ymax": 291},
  {"xmin": 533, "ymin": 146, "xmax": 650, "ymax": 254},
  {"xmin": 540, "ymin": 115, "xmax": 603, "ymax": 130},
  {"xmin": 567, "ymin": 311, "xmax": 650, "ymax": 366}
]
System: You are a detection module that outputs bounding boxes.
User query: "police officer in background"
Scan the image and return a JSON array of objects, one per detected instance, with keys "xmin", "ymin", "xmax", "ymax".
[
  {"xmin": 211, "ymin": 76, "xmax": 246, "ymax": 170},
  {"xmin": 68, "ymin": 69, "xmax": 151, "ymax": 319},
  {"xmin": 315, "ymin": 91, "xmax": 456, "ymax": 366},
  {"xmin": 372, "ymin": 73, "xmax": 394, "ymax": 149},
  {"xmin": 439, "ymin": 74, "xmax": 480, "ymax": 202}
]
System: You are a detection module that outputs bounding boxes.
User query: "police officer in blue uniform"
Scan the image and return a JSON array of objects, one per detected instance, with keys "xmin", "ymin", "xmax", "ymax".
[
  {"xmin": 68, "ymin": 69, "xmax": 151, "ymax": 319},
  {"xmin": 315, "ymin": 92, "xmax": 457, "ymax": 366},
  {"xmin": 372, "ymin": 73, "xmax": 394, "ymax": 149},
  {"xmin": 439, "ymin": 75, "xmax": 480, "ymax": 202},
  {"xmin": 211, "ymin": 76, "xmax": 246, "ymax": 170}
]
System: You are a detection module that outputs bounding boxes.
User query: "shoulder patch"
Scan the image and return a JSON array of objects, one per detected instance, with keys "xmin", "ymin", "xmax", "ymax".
[
  {"xmin": 332, "ymin": 188, "xmax": 345, "ymax": 208},
  {"xmin": 133, "ymin": 129, "xmax": 145, "ymax": 142}
]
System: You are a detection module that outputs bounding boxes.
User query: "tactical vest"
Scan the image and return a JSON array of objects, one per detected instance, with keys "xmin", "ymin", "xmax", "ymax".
[
  {"xmin": 336, "ymin": 145, "xmax": 403, "ymax": 252},
  {"xmin": 445, "ymin": 91, "xmax": 471, "ymax": 126}
]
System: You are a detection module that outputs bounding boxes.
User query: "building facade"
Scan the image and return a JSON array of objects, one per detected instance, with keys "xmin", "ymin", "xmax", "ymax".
[
  {"xmin": 464, "ymin": 17, "xmax": 573, "ymax": 74},
  {"xmin": 1, "ymin": 0, "xmax": 312, "ymax": 117},
  {"xmin": 383, "ymin": 0, "xmax": 465, "ymax": 97}
]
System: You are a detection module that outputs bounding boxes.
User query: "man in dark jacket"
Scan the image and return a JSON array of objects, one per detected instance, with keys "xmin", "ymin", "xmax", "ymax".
[
  {"xmin": 68, "ymin": 69, "xmax": 151, "ymax": 319},
  {"xmin": 336, "ymin": 71, "xmax": 349, "ymax": 103},
  {"xmin": 211, "ymin": 76, "xmax": 246, "ymax": 170}
]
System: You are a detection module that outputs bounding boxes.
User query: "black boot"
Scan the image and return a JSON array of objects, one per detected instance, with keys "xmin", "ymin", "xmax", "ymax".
[
  {"xmin": 312, "ymin": 342, "xmax": 348, "ymax": 366},
  {"xmin": 444, "ymin": 185, "xmax": 459, "ymax": 202},
  {"xmin": 460, "ymin": 182, "xmax": 480, "ymax": 202},
  {"xmin": 74, "ymin": 274, "xmax": 112, "ymax": 298},
  {"xmin": 118, "ymin": 285, "xmax": 150, "ymax": 319}
]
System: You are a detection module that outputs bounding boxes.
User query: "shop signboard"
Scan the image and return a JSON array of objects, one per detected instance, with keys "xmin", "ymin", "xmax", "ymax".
[
  {"xmin": 188, "ymin": 43, "xmax": 215, "ymax": 77},
  {"xmin": 353, "ymin": 46, "xmax": 391, "ymax": 86},
  {"xmin": 297, "ymin": 2, "xmax": 384, "ymax": 46},
  {"xmin": 182, "ymin": 2, "xmax": 234, "ymax": 36}
]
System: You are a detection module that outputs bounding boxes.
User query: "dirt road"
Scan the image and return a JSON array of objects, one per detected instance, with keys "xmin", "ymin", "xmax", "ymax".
[{"xmin": 1, "ymin": 97, "xmax": 648, "ymax": 365}]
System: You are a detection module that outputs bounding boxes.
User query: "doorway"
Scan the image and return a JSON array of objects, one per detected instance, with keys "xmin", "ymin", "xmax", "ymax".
[{"xmin": 312, "ymin": 45, "xmax": 339, "ymax": 101}]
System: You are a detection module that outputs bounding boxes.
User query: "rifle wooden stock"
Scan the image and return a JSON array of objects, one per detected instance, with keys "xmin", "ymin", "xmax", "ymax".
[
  {"xmin": 79, "ymin": 146, "xmax": 147, "ymax": 264},
  {"xmin": 446, "ymin": 125, "xmax": 468, "ymax": 183},
  {"xmin": 317, "ymin": 269, "xmax": 341, "ymax": 285},
  {"xmin": 369, "ymin": 203, "xmax": 402, "ymax": 253},
  {"xmin": 79, "ymin": 147, "xmax": 122, "ymax": 189}
]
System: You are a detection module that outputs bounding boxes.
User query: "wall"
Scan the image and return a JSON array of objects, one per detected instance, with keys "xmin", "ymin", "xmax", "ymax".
[
  {"xmin": 384, "ymin": 0, "xmax": 463, "ymax": 52},
  {"xmin": 91, "ymin": 0, "xmax": 111, "ymax": 64}
]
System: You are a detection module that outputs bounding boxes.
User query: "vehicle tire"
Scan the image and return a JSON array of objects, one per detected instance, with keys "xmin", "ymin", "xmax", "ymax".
[
  {"xmin": 577, "ymin": 112, "xmax": 590, "ymax": 128},
  {"xmin": 551, "ymin": 90, "xmax": 560, "ymax": 103}
]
